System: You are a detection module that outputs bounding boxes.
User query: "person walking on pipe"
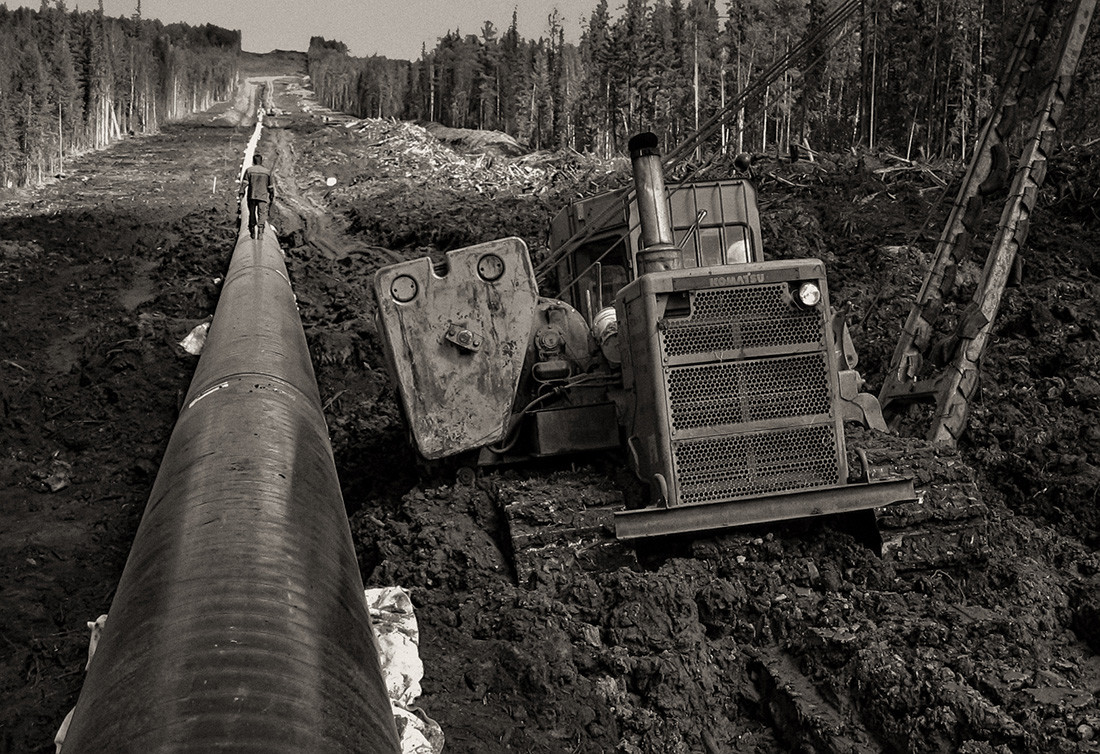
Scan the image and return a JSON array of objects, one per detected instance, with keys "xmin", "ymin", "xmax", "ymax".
[{"xmin": 240, "ymin": 154, "xmax": 276, "ymax": 239}]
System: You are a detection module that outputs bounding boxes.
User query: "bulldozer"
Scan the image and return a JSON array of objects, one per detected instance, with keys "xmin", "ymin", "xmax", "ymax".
[
  {"xmin": 374, "ymin": 0, "xmax": 1094, "ymax": 562},
  {"xmin": 373, "ymin": 132, "xmax": 914, "ymax": 542}
]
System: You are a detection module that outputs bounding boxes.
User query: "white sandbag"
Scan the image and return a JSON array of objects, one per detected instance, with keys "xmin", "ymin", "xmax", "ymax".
[
  {"xmin": 54, "ymin": 614, "xmax": 107, "ymax": 753},
  {"xmin": 365, "ymin": 587, "xmax": 445, "ymax": 754},
  {"xmin": 179, "ymin": 322, "xmax": 209, "ymax": 355}
]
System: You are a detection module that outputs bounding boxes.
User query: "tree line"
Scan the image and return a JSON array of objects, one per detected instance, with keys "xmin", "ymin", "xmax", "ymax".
[
  {"xmin": 308, "ymin": 0, "xmax": 1099, "ymax": 161},
  {"xmin": 0, "ymin": 1, "xmax": 240, "ymax": 188}
]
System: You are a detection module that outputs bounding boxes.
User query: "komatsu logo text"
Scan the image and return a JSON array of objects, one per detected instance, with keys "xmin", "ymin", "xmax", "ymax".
[{"xmin": 710, "ymin": 272, "xmax": 765, "ymax": 287}]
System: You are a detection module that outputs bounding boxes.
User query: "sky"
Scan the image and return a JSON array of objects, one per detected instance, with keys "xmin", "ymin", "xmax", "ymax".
[{"xmin": 56, "ymin": 1, "xmax": 600, "ymax": 60}]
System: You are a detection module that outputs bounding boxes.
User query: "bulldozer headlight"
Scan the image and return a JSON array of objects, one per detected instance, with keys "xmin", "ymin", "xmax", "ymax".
[{"xmin": 797, "ymin": 282, "xmax": 822, "ymax": 307}]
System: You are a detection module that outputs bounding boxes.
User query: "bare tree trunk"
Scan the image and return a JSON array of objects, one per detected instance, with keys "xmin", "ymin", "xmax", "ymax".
[
  {"xmin": 719, "ymin": 50, "xmax": 727, "ymax": 152},
  {"xmin": 58, "ymin": 101, "xmax": 64, "ymax": 176},
  {"xmin": 783, "ymin": 33, "xmax": 790, "ymax": 154},
  {"xmin": 926, "ymin": 2, "xmax": 940, "ymax": 156},
  {"xmin": 737, "ymin": 44, "xmax": 754, "ymax": 154},
  {"xmin": 128, "ymin": 52, "xmax": 135, "ymax": 131},
  {"xmin": 693, "ymin": 25, "xmax": 700, "ymax": 160},
  {"xmin": 530, "ymin": 81, "xmax": 538, "ymax": 148},
  {"xmin": 761, "ymin": 83, "xmax": 768, "ymax": 153},
  {"xmin": 604, "ymin": 78, "xmax": 611, "ymax": 158},
  {"xmin": 428, "ymin": 59, "xmax": 435, "ymax": 121},
  {"xmin": 110, "ymin": 102, "xmax": 121, "ymax": 141}
]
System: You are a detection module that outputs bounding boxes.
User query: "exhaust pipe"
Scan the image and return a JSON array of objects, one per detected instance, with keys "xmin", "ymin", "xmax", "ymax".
[{"xmin": 628, "ymin": 132, "xmax": 681, "ymax": 274}]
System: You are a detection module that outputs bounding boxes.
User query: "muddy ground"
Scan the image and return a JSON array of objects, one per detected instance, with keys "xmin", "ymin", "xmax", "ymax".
[{"xmin": 4, "ymin": 55, "xmax": 1100, "ymax": 754}]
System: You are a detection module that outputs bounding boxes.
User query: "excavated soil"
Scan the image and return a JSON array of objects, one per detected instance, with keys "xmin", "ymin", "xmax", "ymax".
[{"xmin": 4, "ymin": 62, "xmax": 1100, "ymax": 754}]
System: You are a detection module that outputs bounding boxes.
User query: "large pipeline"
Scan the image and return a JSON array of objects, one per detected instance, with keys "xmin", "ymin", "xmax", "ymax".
[{"xmin": 60, "ymin": 114, "xmax": 401, "ymax": 753}]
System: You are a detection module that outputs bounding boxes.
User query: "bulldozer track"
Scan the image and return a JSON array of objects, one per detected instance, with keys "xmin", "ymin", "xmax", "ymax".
[
  {"xmin": 492, "ymin": 425, "xmax": 989, "ymax": 589},
  {"xmin": 489, "ymin": 466, "xmax": 638, "ymax": 588}
]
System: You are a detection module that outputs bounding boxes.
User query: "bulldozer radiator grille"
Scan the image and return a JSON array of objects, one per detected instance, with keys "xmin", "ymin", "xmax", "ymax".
[
  {"xmin": 667, "ymin": 353, "xmax": 831, "ymax": 431},
  {"xmin": 662, "ymin": 284, "xmax": 823, "ymax": 357},
  {"xmin": 674, "ymin": 425, "xmax": 840, "ymax": 504}
]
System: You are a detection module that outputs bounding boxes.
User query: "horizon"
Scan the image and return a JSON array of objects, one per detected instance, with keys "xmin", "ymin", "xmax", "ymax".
[
  {"xmin": 17, "ymin": 0, "xmax": 596, "ymax": 61},
  {"xmin": 17, "ymin": 0, "xmax": 738, "ymax": 61}
]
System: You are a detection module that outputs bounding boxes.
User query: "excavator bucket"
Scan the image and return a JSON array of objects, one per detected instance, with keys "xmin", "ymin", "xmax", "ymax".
[{"xmin": 374, "ymin": 237, "xmax": 539, "ymax": 460}]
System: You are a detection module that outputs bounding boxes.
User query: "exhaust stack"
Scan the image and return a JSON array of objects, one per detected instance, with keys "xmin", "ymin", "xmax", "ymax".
[{"xmin": 628, "ymin": 132, "xmax": 681, "ymax": 274}]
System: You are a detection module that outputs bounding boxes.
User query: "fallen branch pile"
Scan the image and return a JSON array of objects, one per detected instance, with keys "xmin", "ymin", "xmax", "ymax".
[{"xmin": 301, "ymin": 117, "xmax": 628, "ymax": 201}]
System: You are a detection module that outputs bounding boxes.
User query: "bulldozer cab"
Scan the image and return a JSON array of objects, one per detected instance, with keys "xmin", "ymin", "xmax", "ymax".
[{"xmin": 549, "ymin": 179, "xmax": 764, "ymax": 317}]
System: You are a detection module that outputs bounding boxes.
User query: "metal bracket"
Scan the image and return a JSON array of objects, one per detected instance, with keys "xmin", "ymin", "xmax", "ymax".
[{"xmin": 444, "ymin": 322, "xmax": 482, "ymax": 352}]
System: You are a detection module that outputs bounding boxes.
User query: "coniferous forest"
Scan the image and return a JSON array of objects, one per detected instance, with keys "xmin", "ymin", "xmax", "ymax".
[
  {"xmin": 0, "ymin": 2, "xmax": 239, "ymax": 188},
  {"xmin": 307, "ymin": 0, "xmax": 1100, "ymax": 159},
  {"xmin": 3, "ymin": 0, "xmax": 1099, "ymax": 190}
]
